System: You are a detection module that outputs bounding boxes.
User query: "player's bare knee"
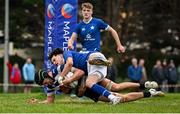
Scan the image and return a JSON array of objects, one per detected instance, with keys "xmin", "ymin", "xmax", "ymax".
[
  {"xmin": 110, "ymin": 83, "xmax": 120, "ymax": 91},
  {"xmin": 85, "ymin": 80, "xmax": 95, "ymax": 88},
  {"xmin": 111, "ymin": 85, "xmax": 118, "ymax": 91}
]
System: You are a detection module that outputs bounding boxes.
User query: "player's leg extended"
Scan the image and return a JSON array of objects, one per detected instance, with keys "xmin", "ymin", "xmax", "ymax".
[
  {"xmin": 115, "ymin": 92, "xmax": 144, "ymax": 102},
  {"xmin": 86, "ymin": 52, "xmax": 122, "ymax": 104},
  {"xmin": 112, "ymin": 82, "xmax": 141, "ymax": 91},
  {"xmin": 86, "ymin": 74, "xmax": 121, "ymax": 105},
  {"xmin": 101, "ymin": 79, "xmax": 140, "ymax": 91},
  {"xmin": 115, "ymin": 89, "xmax": 164, "ymax": 103},
  {"xmin": 101, "ymin": 79, "xmax": 159, "ymax": 92}
]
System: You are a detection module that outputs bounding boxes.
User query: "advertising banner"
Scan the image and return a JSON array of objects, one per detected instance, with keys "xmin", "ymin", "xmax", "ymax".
[{"xmin": 44, "ymin": 0, "xmax": 77, "ymax": 70}]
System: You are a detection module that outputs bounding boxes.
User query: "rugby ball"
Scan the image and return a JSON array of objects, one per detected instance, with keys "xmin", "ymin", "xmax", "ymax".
[{"xmin": 66, "ymin": 72, "xmax": 78, "ymax": 88}]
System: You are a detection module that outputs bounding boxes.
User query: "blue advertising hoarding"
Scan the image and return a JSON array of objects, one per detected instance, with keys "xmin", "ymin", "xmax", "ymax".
[{"xmin": 44, "ymin": 0, "xmax": 77, "ymax": 70}]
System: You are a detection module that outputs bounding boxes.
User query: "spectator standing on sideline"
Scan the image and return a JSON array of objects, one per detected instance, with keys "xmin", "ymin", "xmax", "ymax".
[
  {"xmin": 177, "ymin": 64, "xmax": 180, "ymax": 77},
  {"xmin": 107, "ymin": 57, "xmax": 118, "ymax": 82},
  {"xmin": 10, "ymin": 63, "xmax": 21, "ymax": 93},
  {"xmin": 162, "ymin": 59, "xmax": 169, "ymax": 92},
  {"xmin": 177, "ymin": 64, "xmax": 180, "ymax": 81},
  {"xmin": 68, "ymin": 2, "xmax": 125, "ymax": 53},
  {"xmin": 177, "ymin": 64, "xmax": 180, "ymax": 92},
  {"xmin": 152, "ymin": 60, "xmax": 165, "ymax": 91},
  {"xmin": 167, "ymin": 60, "xmax": 178, "ymax": 93},
  {"xmin": 162, "ymin": 59, "xmax": 169, "ymax": 80},
  {"xmin": 139, "ymin": 58, "xmax": 147, "ymax": 83},
  {"xmin": 127, "ymin": 58, "xmax": 143, "ymax": 83},
  {"xmin": 22, "ymin": 57, "xmax": 35, "ymax": 93},
  {"xmin": 7, "ymin": 61, "xmax": 13, "ymax": 84}
]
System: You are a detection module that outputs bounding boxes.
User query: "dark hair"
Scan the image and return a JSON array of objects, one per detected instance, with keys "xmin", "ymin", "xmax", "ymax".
[
  {"xmin": 34, "ymin": 69, "xmax": 54, "ymax": 85},
  {"xmin": 48, "ymin": 48, "xmax": 64, "ymax": 60},
  {"xmin": 34, "ymin": 69, "xmax": 48, "ymax": 85}
]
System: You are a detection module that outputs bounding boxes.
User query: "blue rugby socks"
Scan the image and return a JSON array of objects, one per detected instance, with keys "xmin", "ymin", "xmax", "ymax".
[
  {"xmin": 91, "ymin": 84, "xmax": 111, "ymax": 98},
  {"xmin": 91, "ymin": 84, "xmax": 121, "ymax": 104}
]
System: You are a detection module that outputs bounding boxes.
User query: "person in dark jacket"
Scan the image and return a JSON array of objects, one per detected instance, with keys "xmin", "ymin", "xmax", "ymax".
[
  {"xmin": 152, "ymin": 60, "xmax": 165, "ymax": 91},
  {"xmin": 107, "ymin": 57, "xmax": 118, "ymax": 82},
  {"xmin": 167, "ymin": 60, "xmax": 178, "ymax": 93}
]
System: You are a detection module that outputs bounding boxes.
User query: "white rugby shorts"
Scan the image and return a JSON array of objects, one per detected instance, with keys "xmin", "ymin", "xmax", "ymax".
[{"xmin": 87, "ymin": 52, "xmax": 107, "ymax": 80}]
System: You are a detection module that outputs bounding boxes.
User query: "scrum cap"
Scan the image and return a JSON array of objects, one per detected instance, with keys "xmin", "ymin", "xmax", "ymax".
[{"xmin": 35, "ymin": 69, "xmax": 54, "ymax": 85}]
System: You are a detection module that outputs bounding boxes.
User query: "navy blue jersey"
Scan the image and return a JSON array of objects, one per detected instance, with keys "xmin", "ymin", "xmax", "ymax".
[
  {"xmin": 63, "ymin": 51, "xmax": 94, "ymax": 75},
  {"xmin": 45, "ymin": 75, "xmax": 100, "ymax": 102},
  {"xmin": 51, "ymin": 65, "xmax": 64, "ymax": 77},
  {"xmin": 73, "ymin": 18, "xmax": 109, "ymax": 51},
  {"xmin": 46, "ymin": 78, "xmax": 61, "ymax": 96},
  {"xmin": 51, "ymin": 67, "xmax": 58, "ymax": 77}
]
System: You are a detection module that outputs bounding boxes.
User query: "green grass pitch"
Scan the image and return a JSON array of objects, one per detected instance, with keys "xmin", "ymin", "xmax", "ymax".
[{"xmin": 0, "ymin": 93, "xmax": 180, "ymax": 113}]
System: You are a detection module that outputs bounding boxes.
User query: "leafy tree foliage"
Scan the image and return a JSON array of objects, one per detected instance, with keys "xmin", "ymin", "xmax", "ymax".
[
  {"xmin": 0, "ymin": 0, "xmax": 44, "ymax": 47},
  {"xmin": 124, "ymin": 0, "xmax": 180, "ymax": 53}
]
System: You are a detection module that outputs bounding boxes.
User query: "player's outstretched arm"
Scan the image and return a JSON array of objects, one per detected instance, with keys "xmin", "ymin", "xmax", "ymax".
[
  {"xmin": 60, "ymin": 57, "xmax": 73, "ymax": 78},
  {"xmin": 39, "ymin": 94, "xmax": 55, "ymax": 104},
  {"xmin": 62, "ymin": 68, "xmax": 85, "ymax": 85},
  {"xmin": 68, "ymin": 33, "xmax": 77, "ymax": 50},
  {"xmin": 27, "ymin": 94, "xmax": 55, "ymax": 104},
  {"xmin": 108, "ymin": 26, "xmax": 125, "ymax": 53}
]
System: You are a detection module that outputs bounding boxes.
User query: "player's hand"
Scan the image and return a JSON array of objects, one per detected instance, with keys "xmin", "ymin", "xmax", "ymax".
[
  {"xmin": 57, "ymin": 75, "xmax": 64, "ymax": 85},
  {"xmin": 117, "ymin": 45, "xmax": 125, "ymax": 53},
  {"xmin": 68, "ymin": 41, "xmax": 74, "ymax": 50},
  {"xmin": 38, "ymin": 100, "xmax": 51, "ymax": 104},
  {"xmin": 62, "ymin": 78, "xmax": 71, "ymax": 85},
  {"xmin": 27, "ymin": 98, "xmax": 39, "ymax": 104}
]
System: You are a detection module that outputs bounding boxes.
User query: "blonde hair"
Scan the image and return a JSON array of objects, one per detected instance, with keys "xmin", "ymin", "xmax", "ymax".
[{"xmin": 82, "ymin": 2, "xmax": 93, "ymax": 10}]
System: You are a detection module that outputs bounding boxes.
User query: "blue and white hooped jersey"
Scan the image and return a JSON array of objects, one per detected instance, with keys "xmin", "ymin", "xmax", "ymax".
[
  {"xmin": 46, "ymin": 65, "xmax": 63, "ymax": 96},
  {"xmin": 73, "ymin": 18, "xmax": 109, "ymax": 52},
  {"xmin": 45, "ymin": 77, "xmax": 61, "ymax": 96}
]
